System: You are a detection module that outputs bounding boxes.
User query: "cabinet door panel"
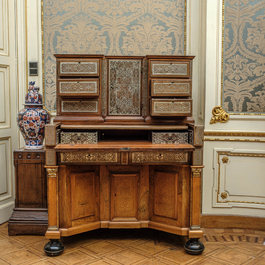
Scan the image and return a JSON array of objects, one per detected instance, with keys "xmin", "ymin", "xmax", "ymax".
[
  {"xmin": 154, "ymin": 172, "xmax": 178, "ymax": 219},
  {"xmin": 111, "ymin": 174, "xmax": 139, "ymax": 220},
  {"xmin": 71, "ymin": 172, "xmax": 96, "ymax": 220}
]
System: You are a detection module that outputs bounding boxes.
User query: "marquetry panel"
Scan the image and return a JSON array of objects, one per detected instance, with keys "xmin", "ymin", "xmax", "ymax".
[
  {"xmin": 152, "ymin": 132, "xmax": 189, "ymax": 144},
  {"xmin": 61, "ymin": 99, "xmax": 99, "ymax": 114},
  {"xmin": 59, "ymin": 59, "xmax": 99, "ymax": 76},
  {"xmin": 60, "ymin": 132, "xmax": 98, "ymax": 144},
  {"xmin": 0, "ymin": 137, "xmax": 11, "ymax": 201},
  {"xmin": 151, "ymin": 79, "xmax": 191, "ymax": 97},
  {"xmin": 213, "ymin": 149, "xmax": 265, "ymax": 209},
  {"xmin": 150, "ymin": 61, "xmax": 190, "ymax": 78},
  {"xmin": 131, "ymin": 151, "xmax": 189, "ymax": 164},
  {"xmin": 0, "ymin": 66, "xmax": 10, "ymax": 128},
  {"xmin": 150, "ymin": 99, "xmax": 192, "ymax": 116},
  {"xmin": 0, "ymin": 0, "xmax": 8, "ymax": 55},
  {"xmin": 154, "ymin": 172, "xmax": 178, "ymax": 219},
  {"xmin": 111, "ymin": 174, "xmax": 139, "ymax": 220},
  {"xmin": 58, "ymin": 79, "xmax": 99, "ymax": 96},
  {"xmin": 108, "ymin": 59, "xmax": 141, "ymax": 116},
  {"xmin": 60, "ymin": 152, "xmax": 119, "ymax": 164}
]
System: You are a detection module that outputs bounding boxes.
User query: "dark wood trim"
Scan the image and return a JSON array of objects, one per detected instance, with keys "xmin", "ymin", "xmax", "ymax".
[{"xmin": 201, "ymin": 215, "xmax": 265, "ymax": 231}]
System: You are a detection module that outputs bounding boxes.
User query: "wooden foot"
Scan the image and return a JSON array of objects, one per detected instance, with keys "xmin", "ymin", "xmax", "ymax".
[
  {"xmin": 184, "ymin": 238, "xmax": 204, "ymax": 255},
  {"xmin": 44, "ymin": 239, "xmax": 64, "ymax": 256}
]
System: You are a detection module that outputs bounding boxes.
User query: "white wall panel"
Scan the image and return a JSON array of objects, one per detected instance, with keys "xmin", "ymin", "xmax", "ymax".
[
  {"xmin": 0, "ymin": 0, "xmax": 8, "ymax": 55},
  {"xmin": 0, "ymin": 137, "xmax": 12, "ymax": 201},
  {"xmin": 0, "ymin": 65, "xmax": 10, "ymax": 127}
]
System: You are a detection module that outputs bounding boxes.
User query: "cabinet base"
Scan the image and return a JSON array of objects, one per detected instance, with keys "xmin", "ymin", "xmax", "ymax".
[
  {"xmin": 44, "ymin": 240, "xmax": 65, "ymax": 256},
  {"xmin": 184, "ymin": 238, "xmax": 205, "ymax": 255},
  {"xmin": 8, "ymin": 209, "xmax": 48, "ymax": 236}
]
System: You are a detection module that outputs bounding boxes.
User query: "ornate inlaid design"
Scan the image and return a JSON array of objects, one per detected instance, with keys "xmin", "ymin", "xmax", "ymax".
[
  {"xmin": 101, "ymin": 59, "xmax": 107, "ymax": 117},
  {"xmin": 188, "ymin": 130, "xmax": 194, "ymax": 145},
  {"xmin": 60, "ymin": 132, "xmax": 98, "ymax": 144},
  {"xmin": 46, "ymin": 149, "xmax": 57, "ymax": 166},
  {"xmin": 60, "ymin": 152, "xmax": 118, "ymax": 163},
  {"xmin": 108, "ymin": 59, "xmax": 141, "ymax": 115},
  {"xmin": 152, "ymin": 63, "xmax": 187, "ymax": 76},
  {"xmin": 153, "ymin": 81, "xmax": 190, "ymax": 95},
  {"xmin": 59, "ymin": 81, "xmax": 98, "ymax": 94},
  {"xmin": 142, "ymin": 59, "xmax": 148, "ymax": 117},
  {"xmin": 210, "ymin": 106, "xmax": 230, "ymax": 124},
  {"xmin": 56, "ymin": 129, "xmax": 60, "ymax": 145},
  {"xmin": 46, "ymin": 168, "xmax": 58, "ymax": 178},
  {"xmin": 60, "ymin": 61, "xmax": 98, "ymax": 75},
  {"xmin": 61, "ymin": 100, "xmax": 98, "ymax": 113},
  {"xmin": 152, "ymin": 132, "xmax": 189, "ymax": 144},
  {"xmin": 194, "ymin": 126, "xmax": 204, "ymax": 146},
  {"xmin": 131, "ymin": 151, "xmax": 189, "ymax": 163},
  {"xmin": 191, "ymin": 168, "xmax": 202, "ymax": 178},
  {"xmin": 45, "ymin": 125, "xmax": 56, "ymax": 146},
  {"xmin": 153, "ymin": 101, "xmax": 191, "ymax": 115}
]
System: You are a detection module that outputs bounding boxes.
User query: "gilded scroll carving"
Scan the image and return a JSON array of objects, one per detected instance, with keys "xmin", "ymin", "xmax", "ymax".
[
  {"xmin": 210, "ymin": 106, "xmax": 229, "ymax": 124},
  {"xmin": 191, "ymin": 168, "xmax": 202, "ymax": 178},
  {"xmin": 46, "ymin": 168, "xmax": 58, "ymax": 178}
]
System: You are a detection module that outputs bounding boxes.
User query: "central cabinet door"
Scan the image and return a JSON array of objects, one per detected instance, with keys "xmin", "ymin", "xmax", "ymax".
[{"xmin": 110, "ymin": 174, "xmax": 139, "ymax": 221}]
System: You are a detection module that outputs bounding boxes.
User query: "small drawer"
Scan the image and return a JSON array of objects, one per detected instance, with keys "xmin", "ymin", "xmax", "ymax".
[
  {"xmin": 151, "ymin": 79, "xmax": 191, "ymax": 97},
  {"xmin": 131, "ymin": 151, "xmax": 189, "ymax": 164},
  {"xmin": 14, "ymin": 151, "xmax": 45, "ymax": 160},
  {"xmin": 60, "ymin": 99, "xmax": 100, "ymax": 115},
  {"xmin": 152, "ymin": 132, "xmax": 189, "ymax": 144},
  {"xmin": 60, "ymin": 132, "xmax": 98, "ymax": 144},
  {"xmin": 59, "ymin": 59, "xmax": 99, "ymax": 76},
  {"xmin": 150, "ymin": 61, "xmax": 190, "ymax": 78},
  {"xmin": 58, "ymin": 79, "xmax": 99, "ymax": 96},
  {"xmin": 150, "ymin": 99, "xmax": 192, "ymax": 116}
]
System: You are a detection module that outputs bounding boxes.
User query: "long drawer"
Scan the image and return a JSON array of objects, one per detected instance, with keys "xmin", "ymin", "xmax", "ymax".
[
  {"xmin": 60, "ymin": 132, "xmax": 98, "ymax": 144},
  {"xmin": 60, "ymin": 99, "xmax": 100, "ymax": 115},
  {"xmin": 151, "ymin": 79, "xmax": 191, "ymax": 97},
  {"xmin": 58, "ymin": 59, "xmax": 100, "ymax": 76},
  {"xmin": 150, "ymin": 99, "xmax": 192, "ymax": 116},
  {"xmin": 58, "ymin": 79, "xmax": 99, "ymax": 96}
]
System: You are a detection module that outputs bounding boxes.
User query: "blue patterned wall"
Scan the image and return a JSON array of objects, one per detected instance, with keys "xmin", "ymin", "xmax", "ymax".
[
  {"xmin": 223, "ymin": 0, "xmax": 265, "ymax": 113},
  {"xmin": 43, "ymin": 0, "xmax": 185, "ymax": 112}
]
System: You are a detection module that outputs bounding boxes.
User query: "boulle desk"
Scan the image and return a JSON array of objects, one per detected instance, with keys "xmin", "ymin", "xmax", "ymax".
[{"xmin": 44, "ymin": 54, "xmax": 204, "ymax": 256}]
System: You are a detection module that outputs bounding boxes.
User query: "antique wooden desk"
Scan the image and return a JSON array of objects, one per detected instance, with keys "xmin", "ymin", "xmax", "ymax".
[{"xmin": 44, "ymin": 55, "xmax": 204, "ymax": 256}]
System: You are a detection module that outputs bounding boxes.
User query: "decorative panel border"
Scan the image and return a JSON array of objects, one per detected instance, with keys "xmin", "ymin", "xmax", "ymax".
[
  {"xmin": 0, "ymin": 137, "xmax": 12, "ymax": 201},
  {"xmin": 213, "ymin": 148, "xmax": 265, "ymax": 209},
  {"xmin": 0, "ymin": 65, "xmax": 10, "ymax": 128},
  {"xmin": 0, "ymin": 0, "xmax": 8, "ymax": 56}
]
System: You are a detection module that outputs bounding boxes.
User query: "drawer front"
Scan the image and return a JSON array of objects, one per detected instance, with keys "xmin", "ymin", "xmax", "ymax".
[
  {"xmin": 59, "ymin": 79, "xmax": 99, "ymax": 96},
  {"xmin": 150, "ymin": 61, "xmax": 190, "ymax": 78},
  {"xmin": 60, "ymin": 132, "xmax": 98, "ymax": 144},
  {"xmin": 61, "ymin": 99, "xmax": 99, "ymax": 114},
  {"xmin": 150, "ymin": 99, "xmax": 192, "ymax": 116},
  {"xmin": 151, "ymin": 79, "xmax": 191, "ymax": 97},
  {"xmin": 60, "ymin": 151, "xmax": 120, "ymax": 164},
  {"xmin": 152, "ymin": 132, "xmax": 189, "ymax": 144},
  {"xmin": 131, "ymin": 151, "xmax": 189, "ymax": 164},
  {"xmin": 59, "ymin": 59, "xmax": 99, "ymax": 76},
  {"xmin": 14, "ymin": 151, "xmax": 45, "ymax": 160}
]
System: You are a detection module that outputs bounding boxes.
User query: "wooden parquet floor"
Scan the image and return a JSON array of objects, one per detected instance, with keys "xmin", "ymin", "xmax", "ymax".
[{"xmin": 0, "ymin": 222, "xmax": 265, "ymax": 265}]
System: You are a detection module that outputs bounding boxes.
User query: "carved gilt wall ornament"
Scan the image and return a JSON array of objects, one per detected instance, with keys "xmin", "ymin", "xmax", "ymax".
[
  {"xmin": 191, "ymin": 168, "xmax": 202, "ymax": 178},
  {"xmin": 222, "ymin": 156, "xmax": 229, "ymax": 164},
  {"xmin": 60, "ymin": 152, "xmax": 118, "ymax": 163},
  {"xmin": 46, "ymin": 168, "xmax": 58, "ymax": 178},
  {"xmin": 210, "ymin": 106, "xmax": 230, "ymax": 124}
]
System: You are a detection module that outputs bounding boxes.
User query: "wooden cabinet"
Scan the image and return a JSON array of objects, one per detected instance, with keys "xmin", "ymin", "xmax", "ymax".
[
  {"xmin": 8, "ymin": 149, "xmax": 47, "ymax": 235},
  {"xmin": 43, "ymin": 55, "xmax": 205, "ymax": 257}
]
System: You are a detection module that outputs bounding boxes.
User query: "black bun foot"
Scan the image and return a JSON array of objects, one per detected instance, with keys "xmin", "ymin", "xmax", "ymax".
[
  {"xmin": 184, "ymin": 238, "xmax": 204, "ymax": 255},
  {"xmin": 44, "ymin": 239, "xmax": 65, "ymax": 256}
]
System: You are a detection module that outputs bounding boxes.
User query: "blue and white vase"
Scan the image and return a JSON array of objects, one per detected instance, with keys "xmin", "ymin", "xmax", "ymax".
[{"xmin": 17, "ymin": 82, "xmax": 50, "ymax": 149}]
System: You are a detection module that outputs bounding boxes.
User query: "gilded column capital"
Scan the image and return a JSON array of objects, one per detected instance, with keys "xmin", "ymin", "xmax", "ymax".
[
  {"xmin": 191, "ymin": 168, "xmax": 202, "ymax": 178},
  {"xmin": 210, "ymin": 106, "xmax": 229, "ymax": 124},
  {"xmin": 46, "ymin": 167, "xmax": 58, "ymax": 178}
]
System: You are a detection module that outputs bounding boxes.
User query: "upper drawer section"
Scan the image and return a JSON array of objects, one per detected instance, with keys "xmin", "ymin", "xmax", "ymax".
[
  {"xmin": 58, "ymin": 59, "xmax": 100, "ymax": 76},
  {"xmin": 58, "ymin": 79, "xmax": 99, "ymax": 97},
  {"xmin": 150, "ymin": 99, "xmax": 192, "ymax": 116},
  {"xmin": 151, "ymin": 79, "xmax": 191, "ymax": 97},
  {"xmin": 150, "ymin": 60, "xmax": 191, "ymax": 78}
]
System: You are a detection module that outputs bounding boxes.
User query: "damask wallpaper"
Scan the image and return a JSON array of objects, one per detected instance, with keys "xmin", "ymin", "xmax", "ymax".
[
  {"xmin": 223, "ymin": 0, "xmax": 265, "ymax": 114},
  {"xmin": 43, "ymin": 0, "xmax": 185, "ymax": 112}
]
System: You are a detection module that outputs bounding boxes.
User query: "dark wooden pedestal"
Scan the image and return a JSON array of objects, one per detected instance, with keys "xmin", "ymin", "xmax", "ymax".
[{"xmin": 8, "ymin": 149, "xmax": 48, "ymax": 235}]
